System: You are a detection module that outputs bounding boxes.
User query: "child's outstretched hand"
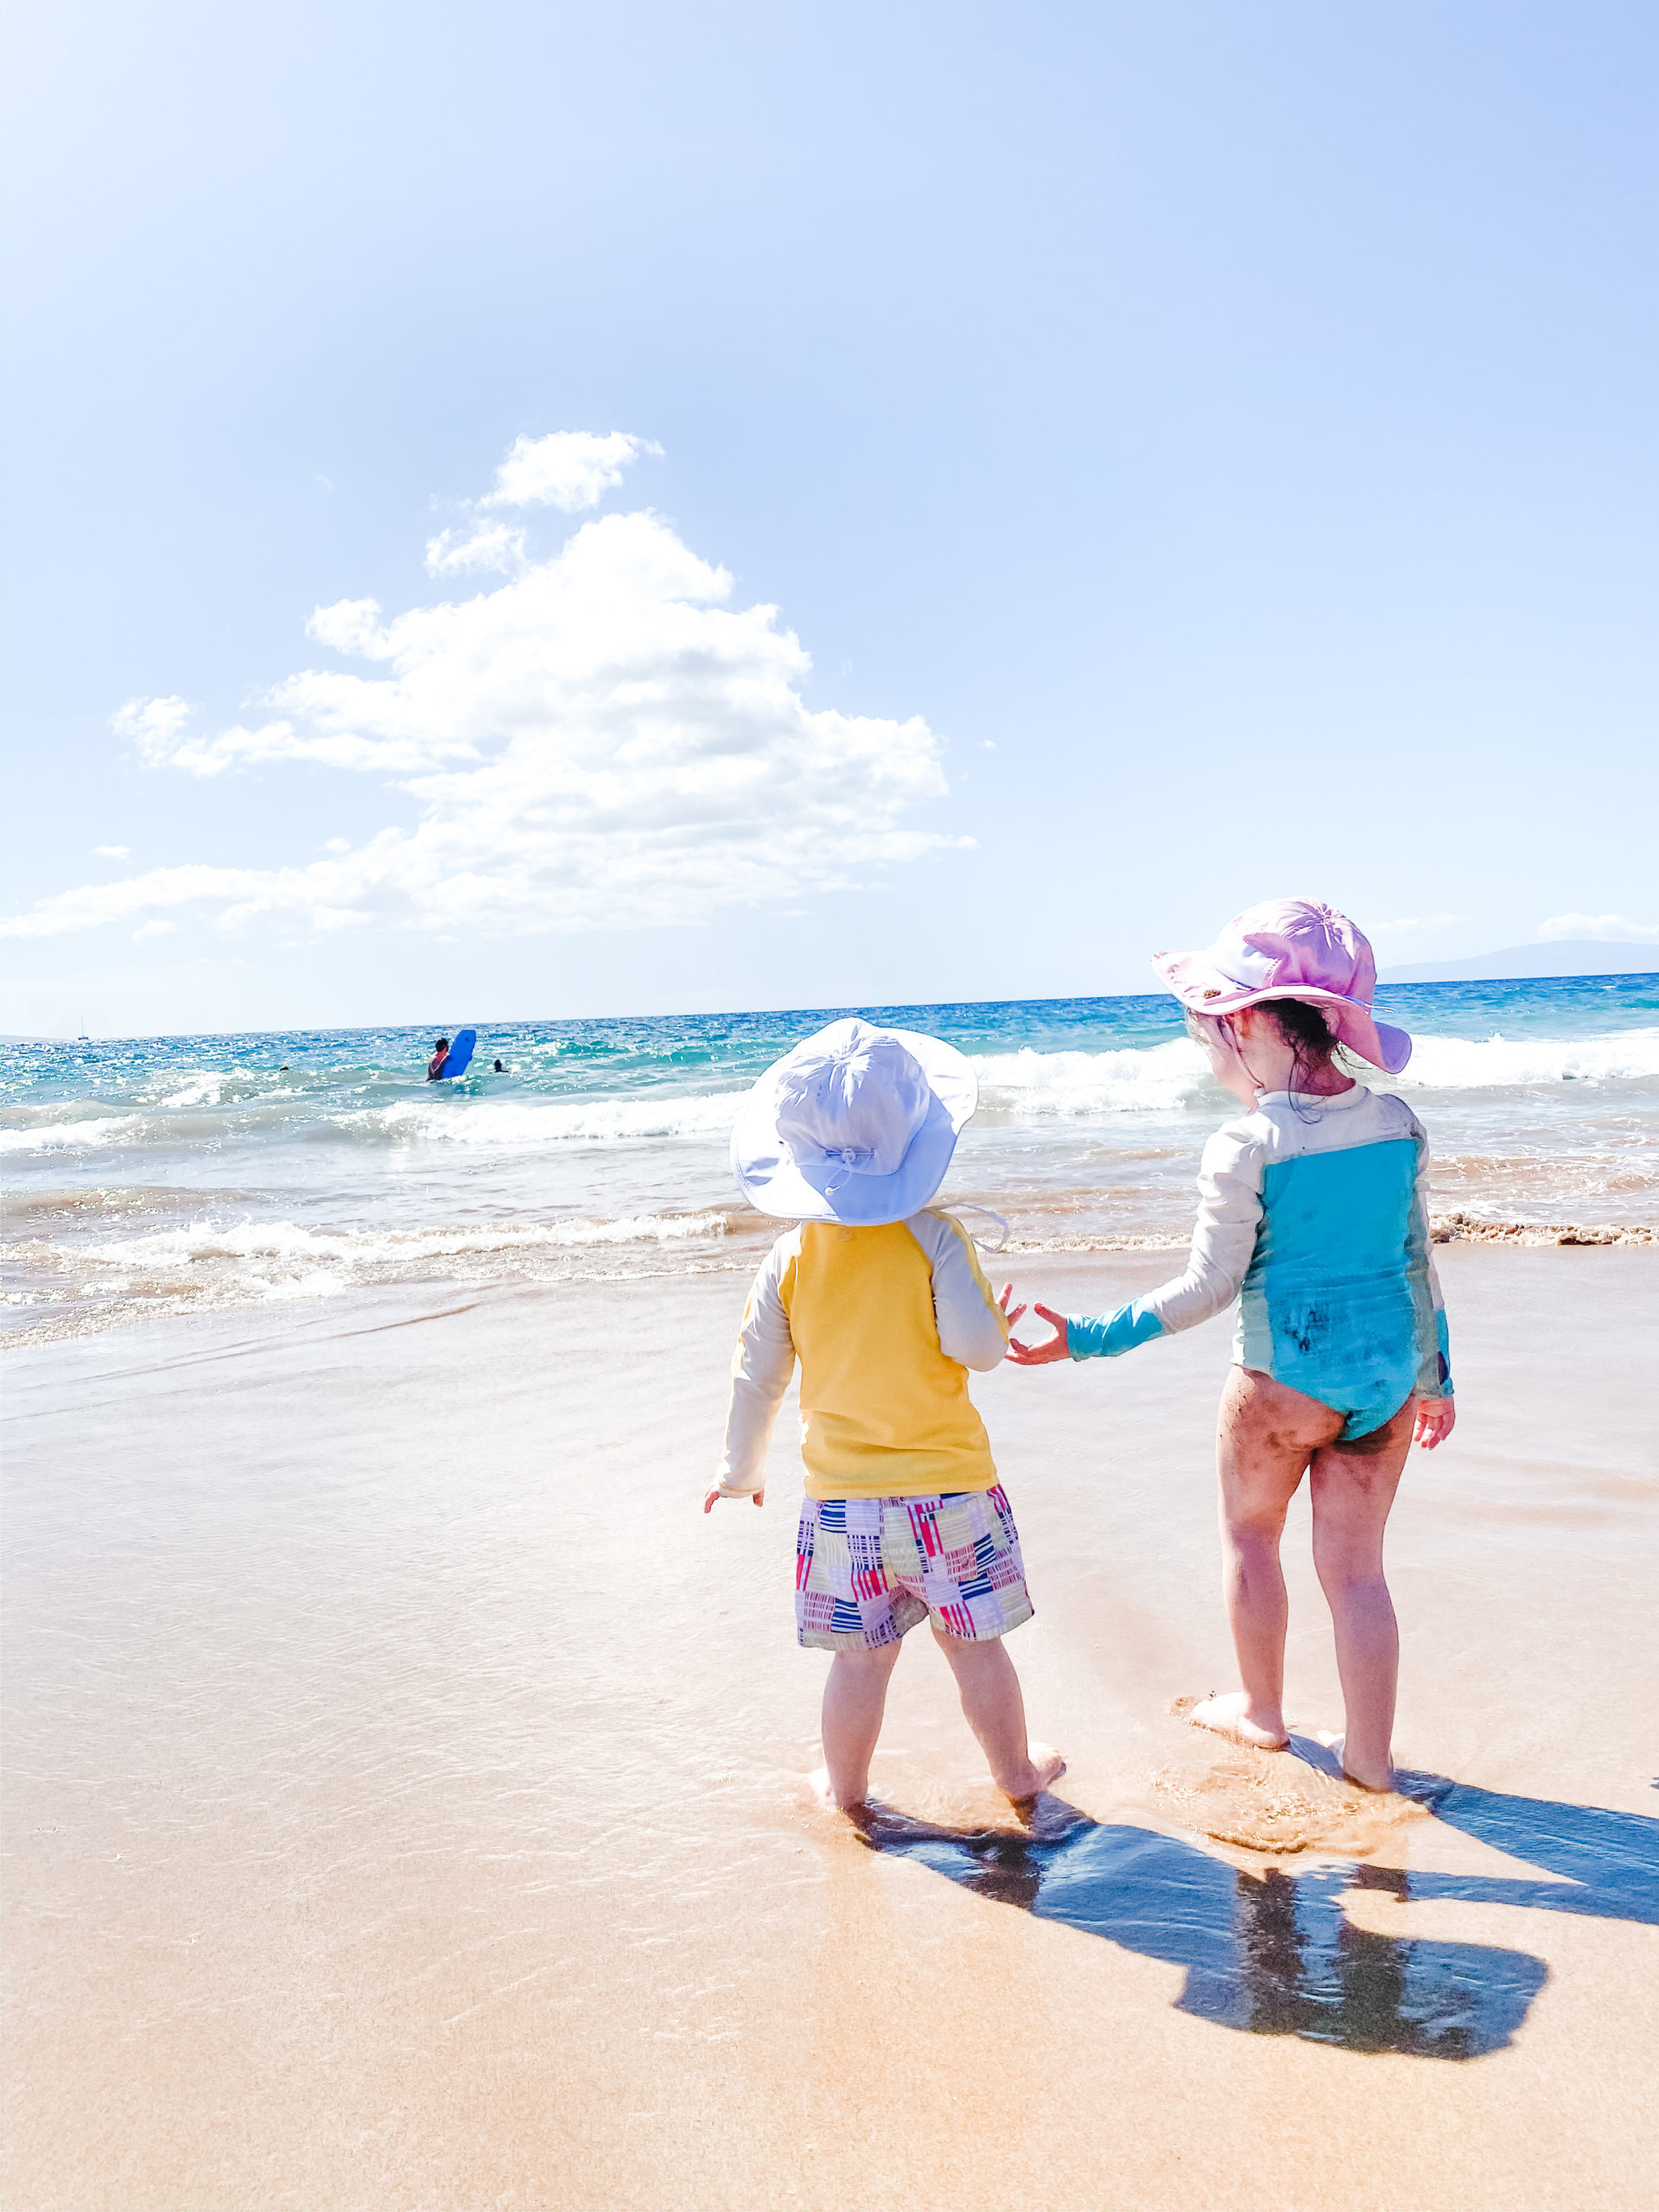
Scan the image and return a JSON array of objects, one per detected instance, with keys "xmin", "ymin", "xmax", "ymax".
[
  {"xmin": 998, "ymin": 1281, "xmax": 1027, "ymax": 1331},
  {"xmin": 1412, "ymin": 1397, "xmax": 1456, "ymax": 1450},
  {"xmin": 703, "ymin": 1485, "xmax": 766, "ymax": 1512},
  {"xmin": 1006, "ymin": 1302, "xmax": 1070, "ymax": 1364}
]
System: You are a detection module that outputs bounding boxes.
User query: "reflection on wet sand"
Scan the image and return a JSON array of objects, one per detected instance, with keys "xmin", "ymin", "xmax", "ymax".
[{"xmin": 855, "ymin": 1778, "xmax": 1659, "ymax": 2060}]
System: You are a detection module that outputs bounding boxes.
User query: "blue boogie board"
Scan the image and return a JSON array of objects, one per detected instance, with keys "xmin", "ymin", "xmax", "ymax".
[{"xmin": 435, "ymin": 1027, "xmax": 476, "ymax": 1080}]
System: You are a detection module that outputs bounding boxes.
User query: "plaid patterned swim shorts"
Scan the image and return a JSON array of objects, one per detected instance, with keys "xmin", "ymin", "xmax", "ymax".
[{"xmin": 795, "ymin": 1487, "xmax": 1033, "ymax": 1651}]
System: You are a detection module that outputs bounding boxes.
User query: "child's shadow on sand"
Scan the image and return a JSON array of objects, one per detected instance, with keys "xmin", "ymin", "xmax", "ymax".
[{"xmin": 854, "ymin": 1763, "xmax": 1659, "ymax": 2059}]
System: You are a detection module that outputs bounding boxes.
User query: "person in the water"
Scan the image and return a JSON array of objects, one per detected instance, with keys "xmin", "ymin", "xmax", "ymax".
[
  {"xmin": 1008, "ymin": 899, "xmax": 1454, "ymax": 1793},
  {"xmin": 425, "ymin": 1039, "xmax": 450, "ymax": 1080},
  {"xmin": 707, "ymin": 1019, "xmax": 1063, "ymax": 1815}
]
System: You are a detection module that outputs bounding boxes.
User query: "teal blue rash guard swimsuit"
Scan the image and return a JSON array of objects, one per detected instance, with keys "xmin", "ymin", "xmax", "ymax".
[{"xmin": 1067, "ymin": 1084, "xmax": 1453, "ymax": 1440}]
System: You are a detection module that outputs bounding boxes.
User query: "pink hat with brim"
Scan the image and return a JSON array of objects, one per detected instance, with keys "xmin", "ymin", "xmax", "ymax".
[{"xmin": 1151, "ymin": 898, "xmax": 1412, "ymax": 1075}]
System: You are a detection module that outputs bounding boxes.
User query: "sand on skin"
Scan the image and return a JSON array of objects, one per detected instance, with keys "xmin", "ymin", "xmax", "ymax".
[{"xmin": 3, "ymin": 1244, "xmax": 1656, "ymax": 2212}]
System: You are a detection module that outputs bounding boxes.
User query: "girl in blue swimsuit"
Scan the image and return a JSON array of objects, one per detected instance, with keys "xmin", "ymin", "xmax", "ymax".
[{"xmin": 1008, "ymin": 899, "xmax": 1455, "ymax": 1791}]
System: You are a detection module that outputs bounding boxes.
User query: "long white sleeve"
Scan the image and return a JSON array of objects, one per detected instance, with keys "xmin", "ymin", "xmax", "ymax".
[
  {"xmin": 1404, "ymin": 1109, "xmax": 1454, "ymax": 1397},
  {"xmin": 1144, "ymin": 1126, "xmax": 1266, "ymax": 1332},
  {"xmin": 903, "ymin": 1210, "xmax": 1011, "ymax": 1370},
  {"xmin": 715, "ymin": 1235, "xmax": 798, "ymax": 1495}
]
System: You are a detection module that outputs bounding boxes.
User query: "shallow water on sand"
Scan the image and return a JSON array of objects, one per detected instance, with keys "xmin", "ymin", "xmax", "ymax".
[
  {"xmin": 3, "ymin": 973, "xmax": 1656, "ymax": 1343},
  {"xmin": 4, "ymin": 1249, "xmax": 1656, "ymax": 2209}
]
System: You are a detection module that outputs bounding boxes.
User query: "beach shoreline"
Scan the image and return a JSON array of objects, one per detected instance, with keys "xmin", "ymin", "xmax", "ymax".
[
  {"xmin": 3, "ymin": 1206, "xmax": 1653, "ymax": 1355},
  {"xmin": 6, "ymin": 975, "xmax": 1656, "ymax": 1351},
  {"xmin": 4, "ymin": 1244, "xmax": 1656, "ymax": 2210}
]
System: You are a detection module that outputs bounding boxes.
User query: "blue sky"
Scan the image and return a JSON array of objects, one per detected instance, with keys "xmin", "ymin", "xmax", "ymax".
[{"xmin": 3, "ymin": 0, "xmax": 1655, "ymax": 1035}]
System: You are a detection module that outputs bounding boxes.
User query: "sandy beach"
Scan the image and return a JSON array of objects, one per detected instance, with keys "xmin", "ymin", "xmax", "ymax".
[{"xmin": 4, "ymin": 1243, "xmax": 1656, "ymax": 2212}]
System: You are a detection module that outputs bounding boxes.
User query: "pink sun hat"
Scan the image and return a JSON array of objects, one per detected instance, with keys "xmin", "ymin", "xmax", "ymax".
[{"xmin": 1151, "ymin": 897, "xmax": 1412, "ymax": 1074}]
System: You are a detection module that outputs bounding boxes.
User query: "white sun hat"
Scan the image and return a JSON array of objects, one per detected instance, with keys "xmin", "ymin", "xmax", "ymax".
[{"xmin": 731, "ymin": 1016, "xmax": 978, "ymax": 1225}]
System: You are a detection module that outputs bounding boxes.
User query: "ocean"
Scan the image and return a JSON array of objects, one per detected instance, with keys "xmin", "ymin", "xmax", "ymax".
[{"xmin": 3, "ymin": 971, "xmax": 1656, "ymax": 1344}]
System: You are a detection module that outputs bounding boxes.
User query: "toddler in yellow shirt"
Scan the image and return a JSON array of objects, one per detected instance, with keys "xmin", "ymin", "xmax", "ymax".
[{"xmin": 703, "ymin": 1018, "xmax": 1065, "ymax": 1814}]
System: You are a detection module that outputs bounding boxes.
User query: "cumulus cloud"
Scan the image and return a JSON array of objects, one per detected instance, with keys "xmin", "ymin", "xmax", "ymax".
[
  {"xmin": 424, "ymin": 521, "xmax": 527, "ymax": 576},
  {"xmin": 112, "ymin": 696, "xmax": 194, "ymax": 762},
  {"xmin": 1537, "ymin": 912, "xmax": 1659, "ymax": 943},
  {"xmin": 93, "ymin": 844, "xmax": 131, "ymax": 858},
  {"xmin": 2, "ymin": 446, "xmax": 963, "ymax": 944},
  {"xmin": 481, "ymin": 430, "xmax": 662, "ymax": 512}
]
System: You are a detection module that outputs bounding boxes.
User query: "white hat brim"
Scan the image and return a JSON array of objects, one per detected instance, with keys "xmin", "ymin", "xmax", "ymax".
[{"xmin": 731, "ymin": 1025, "xmax": 978, "ymax": 1224}]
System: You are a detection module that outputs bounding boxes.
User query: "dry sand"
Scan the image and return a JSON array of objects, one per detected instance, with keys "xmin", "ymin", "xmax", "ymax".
[{"xmin": 3, "ymin": 1245, "xmax": 1656, "ymax": 2212}]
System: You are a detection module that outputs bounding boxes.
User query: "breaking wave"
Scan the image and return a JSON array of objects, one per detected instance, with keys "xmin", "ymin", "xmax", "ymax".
[
  {"xmin": 1395, "ymin": 1027, "xmax": 1659, "ymax": 1089},
  {"xmin": 970, "ymin": 1027, "xmax": 1659, "ymax": 1118}
]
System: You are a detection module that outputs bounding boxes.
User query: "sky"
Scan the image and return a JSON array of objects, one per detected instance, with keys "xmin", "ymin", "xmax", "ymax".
[{"xmin": 3, "ymin": 0, "xmax": 1655, "ymax": 1036}]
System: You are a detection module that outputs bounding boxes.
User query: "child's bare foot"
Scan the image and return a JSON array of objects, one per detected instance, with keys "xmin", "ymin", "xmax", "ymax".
[
  {"xmin": 1186, "ymin": 1689, "xmax": 1289, "ymax": 1751},
  {"xmin": 1324, "ymin": 1733, "xmax": 1395, "ymax": 1794},
  {"xmin": 810, "ymin": 1764, "xmax": 861, "ymax": 1814},
  {"xmin": 810, "ymin": 1764, "xmax": 885, "ymax": 1816},
  {"xmin": 996, "ymin": 1741, "xmax": 1066, "ymax": 1802}
]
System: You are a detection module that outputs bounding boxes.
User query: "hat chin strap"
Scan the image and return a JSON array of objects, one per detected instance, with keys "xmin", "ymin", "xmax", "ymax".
[
  {"xmin": 950, "ymin": 1201, "xmax": 1008, "ymax": 1253},
  {"xmin": 820, "ymin": 1145, "xmax": 875, "ymax": 1167}
]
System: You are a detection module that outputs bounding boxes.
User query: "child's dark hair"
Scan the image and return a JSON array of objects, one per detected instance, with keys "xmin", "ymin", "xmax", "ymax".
[
  {"xmin": 1265, "ymin": 998, "xmax": 1341, "ymax": 1092},
  {"xmin": 1186, "ymin": 998, "xmax": 1344, "ymax": 1096}
]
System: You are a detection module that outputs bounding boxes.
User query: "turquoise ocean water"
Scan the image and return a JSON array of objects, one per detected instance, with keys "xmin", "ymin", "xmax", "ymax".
[{"xmin": 3, "ymin": 971, "xmax": 1656, "ymax": 1344}]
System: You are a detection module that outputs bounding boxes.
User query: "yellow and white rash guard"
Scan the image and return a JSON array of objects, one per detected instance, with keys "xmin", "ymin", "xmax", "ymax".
[{"xmin": 715, "ymin": 1210, "xmax": 1010, "ymax": 1500}]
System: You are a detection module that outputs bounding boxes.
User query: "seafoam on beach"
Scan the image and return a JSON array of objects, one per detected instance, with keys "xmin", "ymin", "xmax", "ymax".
[{"xmin": 3, "ymin": 973, "xmax": 1656, "ymax": 1343}]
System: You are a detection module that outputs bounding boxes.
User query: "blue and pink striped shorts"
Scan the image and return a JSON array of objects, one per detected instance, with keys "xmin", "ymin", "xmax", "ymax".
[{"xmin": 794, "ymin": 1486, "xmax": 1033, "ymax": 1651}]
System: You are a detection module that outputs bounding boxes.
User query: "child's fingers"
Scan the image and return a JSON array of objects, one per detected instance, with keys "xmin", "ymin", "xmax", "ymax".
[
  {"xmin": 702, "ymin": 1487, "xmax": 721, "ymax": 1513},
  {"xmin": 1006, "ymin": 1333, "xmax": 1067, "ymax": 1364},
  {"xmin": 1413, "ymin": 1399, "xmax": 1454, "ymax": 1451},
  {"xmin": 1033, "ymin": 1302, "xmax": 1066, "ymax": 1325},
  {"xmin": 751, "ymin": 1489, "xmax": 766, "ymax": 1507}
]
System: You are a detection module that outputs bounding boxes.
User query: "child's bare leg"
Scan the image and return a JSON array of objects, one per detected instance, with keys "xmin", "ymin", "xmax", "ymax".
[
  {"xmin": 932, "ymin": 1627, "xmax": 1065, "ymax": 1800},
  {"xmin": 1309, "ymin": 1403, "xmax": 1413, "ymax": 1790},
  {"xmin": 1192, "ymin": 1367, "xmax": 1343, "ymax": 1751},
  {"xmin": 818, "ymin": 1641, "xmax": 904, "ymax": 1809}
]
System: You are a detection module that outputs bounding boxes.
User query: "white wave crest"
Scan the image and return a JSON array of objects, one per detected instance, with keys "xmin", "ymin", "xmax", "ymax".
[
  {"xmin": 79, "ymin": 1210, "xmax": 732, "ymax": 1274},
  {"xmin": 339, "ymin": 1090, "xmax": 747, "ymax": 1147},
  {"xmin": 0, "ymin": 1114, "xmax": 145, "ymax": 1154},
  {"xmin": 145, "ymin": 1071, "xmax": 283, "ymax": 1109},
  {"xmin": 974, "ymin": 1039, "xmax": 1212, "ymax": 1117},
  {"xmin": 969, "ymin": 1026, "xmax": 1659, "ymax": 1119},
  {"xmin": 1395, "ymin": 1028, "xmax": 1659, "ymax": 1089}
]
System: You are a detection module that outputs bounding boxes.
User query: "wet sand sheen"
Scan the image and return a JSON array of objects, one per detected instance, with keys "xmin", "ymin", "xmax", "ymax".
[{"xmin": 3, "ymin": 1246, "xmax": 1656, "ymax": 2210}]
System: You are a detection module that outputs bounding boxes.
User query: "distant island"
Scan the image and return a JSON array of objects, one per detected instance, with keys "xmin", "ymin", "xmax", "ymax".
[
  {"xmin": 0, "ymin": 1033, "xmax": 73, "ymax": 1045},
  {"xmin": 1379, "ymin": 939, "xmax": 1658, "ymax": 984}
]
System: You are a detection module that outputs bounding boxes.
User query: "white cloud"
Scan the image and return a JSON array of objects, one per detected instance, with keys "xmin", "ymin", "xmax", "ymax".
[
  {"xmin": 93, "ymin": 845, "xmax": 131, "ymax": 858},
  {"xmin": 1537, "ymin": 912, "xmax": 1659, "ymax": 943},
  {"xmin": 111, "ymin": 696, "xmax": 194, "ymax": 762},
  {"xmin": 132, "ymin": 918, "xmax": 177, "ymax": 941},
  {"xmin": 1369, "ymin": 913, "xmax": 1472, "ymax": 936},
  {"xmin": 480, "ymin": 430, "xmax": 662, "ymax": 512},
  {"xmin": 424, "ymin": 522, "xmax": 527, "ymax": 576},
  {"xmin": 2, "ymin": 460, "xmax": 962, "ymax": 945}
]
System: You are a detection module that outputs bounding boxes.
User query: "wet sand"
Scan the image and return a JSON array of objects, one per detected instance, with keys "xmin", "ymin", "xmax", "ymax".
[{"xmin": 4, "ymin": 1245, "xmax": 1656, "ymax": 2212}]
